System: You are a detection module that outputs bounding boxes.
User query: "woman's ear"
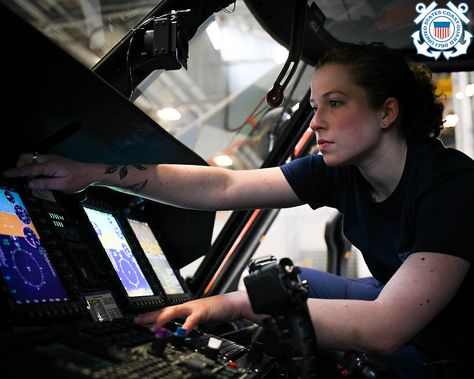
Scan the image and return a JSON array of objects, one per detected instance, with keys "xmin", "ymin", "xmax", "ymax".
[{"xmin": 381, "ymin": 97, "xmax": 399, "ymax": 128}]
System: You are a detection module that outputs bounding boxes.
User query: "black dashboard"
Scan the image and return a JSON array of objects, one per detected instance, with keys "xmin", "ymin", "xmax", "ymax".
[{"xmin": 0, "ymin": 177, "xmax": 277, "ymax": 378}]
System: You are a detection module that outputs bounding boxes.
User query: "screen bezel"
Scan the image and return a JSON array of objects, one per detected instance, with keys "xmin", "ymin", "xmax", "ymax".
[
  {"xmin": 79, "ymin": 198, "xmax": 166, "ymax": 313},
  {"xmin": 82, "ymin": 205, "xmax": 155, "ymax": 299},
  {"xmin": 0, "ymin": 180, "xmax": 85, "ymax": 324},
  {"xmin": 121, "ymin": 211, "xmax": 192, "ymax": 305},
  {"xmin": 126, "ymin": 216, "xmax": 187, "ymax": 296},
  {"xmin": 0, "ymin": 185, "xmax": 69, "ymax": 305}
]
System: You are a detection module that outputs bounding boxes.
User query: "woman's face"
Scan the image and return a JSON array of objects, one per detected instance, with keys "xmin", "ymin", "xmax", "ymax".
[{"xmin": 309, "ymin": 63, "xmax": 385, "ymax": 167}]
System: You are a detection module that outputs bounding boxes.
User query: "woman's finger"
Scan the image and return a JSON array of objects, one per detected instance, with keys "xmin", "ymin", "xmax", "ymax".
[{"xmin": 134, "ymin": 310, "xmax": 163, "ymax": 325}]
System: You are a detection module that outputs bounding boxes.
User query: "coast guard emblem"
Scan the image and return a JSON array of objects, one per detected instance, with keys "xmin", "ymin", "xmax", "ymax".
[{"xmin": 412, "ymin": 2, "xmax": 472, "ymax": 60}]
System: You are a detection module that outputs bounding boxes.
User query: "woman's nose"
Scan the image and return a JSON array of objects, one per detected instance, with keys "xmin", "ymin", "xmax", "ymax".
[
  {"xmin": 309, "ymin": 116, "xmax": 317, "ymax": 131},
  {"xmin": 309, "ymin": 109, "xmax": 323, "ymax": 131}
]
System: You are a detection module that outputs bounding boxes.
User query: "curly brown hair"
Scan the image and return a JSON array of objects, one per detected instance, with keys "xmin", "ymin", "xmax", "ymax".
[{"xmin": 315, "ymin": 43, "xmax": 445, "ymax": 138}]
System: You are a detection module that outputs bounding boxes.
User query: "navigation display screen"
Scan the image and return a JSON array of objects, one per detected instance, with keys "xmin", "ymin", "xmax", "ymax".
[
  {"xmin": 83, "ymin": 207, "xmax": 154, "ymax": 298},
  {"xmin": 127, "ymin": 218, "xmax": 184, "ymax": 295},
  {"xmin": 0, "ymin": 187, "xmax": 69, "ymax": 304}
]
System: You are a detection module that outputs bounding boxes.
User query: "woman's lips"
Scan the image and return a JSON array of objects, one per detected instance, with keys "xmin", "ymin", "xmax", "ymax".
[{"xmin": 317, "ymin": 139, "xmax": 332, "ymax": 151}]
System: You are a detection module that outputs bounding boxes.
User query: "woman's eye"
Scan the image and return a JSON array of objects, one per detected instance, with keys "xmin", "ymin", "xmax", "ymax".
[{"xmin": 329, "ymin": 100, "xmax": 341, "ymax": 107}]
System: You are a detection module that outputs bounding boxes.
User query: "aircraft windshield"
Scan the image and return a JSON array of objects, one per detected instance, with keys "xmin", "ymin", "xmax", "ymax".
[{"xmin": 2, "ymin": 0, "xmax": 311, "ymax": 170}]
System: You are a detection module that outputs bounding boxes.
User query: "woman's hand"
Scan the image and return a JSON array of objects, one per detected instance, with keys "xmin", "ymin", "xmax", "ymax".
[
  {"xmin": 3, "ymin": 152, "xmax": 98, "ymax": 193},
  {"xmin": 134, "ymin": 292, "xmax": 249, "ymax": 334}
]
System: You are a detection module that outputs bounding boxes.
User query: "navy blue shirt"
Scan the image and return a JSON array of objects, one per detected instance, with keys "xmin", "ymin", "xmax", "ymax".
[{"xmin": 280, "ymin": 137, "xmax": 473, "ymax": 360}]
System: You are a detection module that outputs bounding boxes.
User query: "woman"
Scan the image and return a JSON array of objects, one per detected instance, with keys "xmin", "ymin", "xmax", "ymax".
[{"xmin": 4, "ymin": 44, "xmax": 472, "ymax": 378}]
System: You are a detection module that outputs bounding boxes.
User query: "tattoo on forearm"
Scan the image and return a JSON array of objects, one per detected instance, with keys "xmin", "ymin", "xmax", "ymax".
[
  {"xmin": 104, "ymin": 165, "xmax": 119, "ymax": 174},
  {"xmin": 104, "ymin": 165, "xmax": 148, "ymax": 193},
  {"xmin": 132, "ymin": 164, "xmax": 147, "ymax": 170},
  {"xmin": 122, "ymin": 179, "xmax": 148, "ymax": 193},
  {"xmin": 104, "ymin": 164, "xmax": 148, "ymax": 180},
  {"xmin": 104, "ymin": 165, "xmax": 124, "ymax": 177}
]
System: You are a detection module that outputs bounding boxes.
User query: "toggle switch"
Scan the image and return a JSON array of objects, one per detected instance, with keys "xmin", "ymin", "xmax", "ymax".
[
  {"xmin": 150, "ymin": 327, "xmax": 171, "ymax": 356},
  {"xmin": 204, "ymin": 336, "xmax": 222, "ymax": 360},
  {"xmin": 170, "ymin": 326, "xmax": 187, "ymax": 348}
]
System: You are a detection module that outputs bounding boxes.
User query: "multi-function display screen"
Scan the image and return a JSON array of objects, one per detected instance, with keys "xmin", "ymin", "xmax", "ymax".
[
  {"xmin": 83, "ymin": 207, "xmax": 154, "ymax": 298},
  {"xmin": 0, "ymin": 187, "xmax": 69, "ymax": 304},
  {"xmin": 127, "ymin": 218, "xmax": 184, "ymax": 295}
]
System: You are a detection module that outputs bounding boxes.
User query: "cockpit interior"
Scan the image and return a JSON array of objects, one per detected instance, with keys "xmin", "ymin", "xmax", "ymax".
[{"xmin": 1, "ymin": 1, "xmax": 473, "ymax": 378}]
